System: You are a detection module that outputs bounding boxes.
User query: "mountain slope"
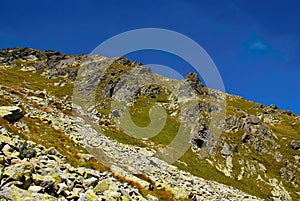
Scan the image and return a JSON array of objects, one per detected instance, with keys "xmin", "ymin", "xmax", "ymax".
[{"xmin": 0, "ymin": 47, "xmax": 299, "ymax": 200}]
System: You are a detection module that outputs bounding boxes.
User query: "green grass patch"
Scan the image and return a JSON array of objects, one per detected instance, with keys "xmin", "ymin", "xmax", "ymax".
[{"xmin": 0, "ymin": 66, "xmax": 73, "ymax": 99}]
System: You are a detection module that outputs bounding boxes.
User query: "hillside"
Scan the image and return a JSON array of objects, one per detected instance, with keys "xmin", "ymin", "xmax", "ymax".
[{"xmin": 0, "ymin": 47, "xmax": 299, "ymax": 201}]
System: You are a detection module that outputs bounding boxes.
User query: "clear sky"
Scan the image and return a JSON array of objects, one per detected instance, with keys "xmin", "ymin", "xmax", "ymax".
[{"xmin": 0, "ymin": 0, "xmax": 299, "ymax": 114}]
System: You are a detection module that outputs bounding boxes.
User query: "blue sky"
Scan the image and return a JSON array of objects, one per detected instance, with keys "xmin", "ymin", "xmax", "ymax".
[{"xmin": 0, "ymin": 0, "xmax": 299, "ymax": 114}]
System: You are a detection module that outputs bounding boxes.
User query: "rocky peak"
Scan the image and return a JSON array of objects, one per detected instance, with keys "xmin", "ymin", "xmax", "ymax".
[{"xmin": 184, "ymin": 72, "xmax": 206, "ymax": 95}]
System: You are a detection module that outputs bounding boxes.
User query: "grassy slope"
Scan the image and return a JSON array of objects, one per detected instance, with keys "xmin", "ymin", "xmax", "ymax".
[
  {"xmin": 1, "ymin": 61, "xmax": 299, "ymax": 200},
  {"xmin": 119, "ymin": 91, "xmax": 300, "ymax": 200},
  {"xmin": 0, "ymin": 64, "xmax": 191, "ymax": 200}
]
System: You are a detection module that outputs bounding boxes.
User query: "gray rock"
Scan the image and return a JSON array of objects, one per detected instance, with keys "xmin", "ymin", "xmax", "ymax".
[
  {"xmin": 0, "ymin": 186, "xmax": 57, "ymax": 201},
  {"xmin": 246, "ymin": 115, "xmax": 260, "ymax": 125},
  {"xmin": 280, "ymin": 167, "xmax": 295, "ymax": 182},
  {"xmin": 192, "ymin": 123, "xmax": 215, "ymax": 148},
  {"xmin": 184, "ymin": 72, "xmax": 205, "ymax": 95},
  {"xmin": 32, "ymin": 174, "xmax": 55, "ymax": 189},
  {"xmin": 221, "ymin": 142, "xmax": 231, "ymax": 157},
  {"xmin": 290, "ymin": 140, "xmax": 300, "ymax": 150},
  {"xmin": 3, "ymin": 163, "xmax": 33, "ymax": 182}
]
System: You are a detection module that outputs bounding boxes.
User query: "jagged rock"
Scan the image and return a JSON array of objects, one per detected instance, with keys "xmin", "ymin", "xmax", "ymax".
[
  {"xmin": 139, "ymin": 85, "xmax": 162, "ymax": 99},
  {"xmin": 225, "ymin": 115, "xmax": 243, "ymax": 132},
  {"xmin": 191, "ymin": 123, "xmax": 215, "ymax": 148},
  {"xmin": 290, "ymin": 140, "xmax": 300, "ymax": 150},
  {"xmin": 247, "ymin": 115, "xmax": 260, "ymax": 124},
  {"xmin": 184, "ymin": 72, "xmax": 205, "ymax": 95},
  {"xmin": 57, "ymin": 183, "xmax": 68, "ymax": 195},
  {"xmin": 83, "ymin": 177, "xmax": 98, "ymax": 187},
  {"xmin": 0, "ymin": 106, "xmax": 23, "ymax": 123},
  {"xmin": 251, "ymin": 137, "xmax": 264, "ymax": 153},
  {"xmin": 244, "ymin": 115, "xmax": 269, "ymax": 135},
  {"xmin": 72, "ymin": 187, "xmax": 84, "ymax": 196},
  {"xmin": 270, "ymin": 104, "xmax": 278, "ymax": 110},
  {"xmin": 78, "ymin": 153, "xmax": 94, "ymax": 162},
  {"xmin": 112, "ymin": 65, "xmax": 154, "ymax": 102},
  {"xmin": 78, "ymin": 189, "xmax": 98, "ymax": 201}
]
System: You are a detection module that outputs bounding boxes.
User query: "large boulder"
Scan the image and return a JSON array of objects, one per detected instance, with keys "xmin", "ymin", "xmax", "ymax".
[{"xmin": 0, "ymin": 106, "xmax": 23, "ymax": 123}]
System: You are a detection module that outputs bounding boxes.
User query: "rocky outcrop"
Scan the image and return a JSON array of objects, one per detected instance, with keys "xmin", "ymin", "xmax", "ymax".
[
  {"xmin": 184, "ymin": 72, "xmax": 206, "ymax": 95},
  {"xmin": 225, "ymin": 114, "xmax": 275, "ymax": 153},
  {"xmin": 0, "ymin": 106, "xmax": 23, "ymax": 123}
]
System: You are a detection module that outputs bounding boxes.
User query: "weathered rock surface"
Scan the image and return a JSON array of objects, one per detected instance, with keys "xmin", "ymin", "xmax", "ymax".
[{"xmin": 184, "ymin": 72, "xmax": 205, "ymax": 95}]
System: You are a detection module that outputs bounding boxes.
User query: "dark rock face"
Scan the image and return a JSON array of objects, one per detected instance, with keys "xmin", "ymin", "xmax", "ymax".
[
  {"xmin": 114, "ymin": 57, "xmax": 142, "ymax": 67},
  {"xmin": 242, "ymin": 133, "xmax": 251, "ymax": 143},
  {"xmin": 224, "ymin": 115, "xmax": 273, "ymax": 153},
  {"xmin": 184, "ymin": 72, "xmax": 205, "ymax": 95},
  {"xmin": 290, "ymin": 140, "xmax": 300, "ymax": 150},
  {"xmin": 0, "ymin": 106, "xmax": 23, "ymax": 123},
  {"xmin": 225, "ymin": 115, "xmax": 244, "ymax": 132},
  {"xmin": 139, "ymin": 85, "xmax": 162, "ymax": 99},
  {"xmin": 0, "ymin": 47, "xmax": 83, "ymax": 82},
  {"xmin": 112, "ymin": 66, "xmax": 154, "ymax": 102},
  {"xmin": 191, "ymin": 124, "xmax": 215, "ymax": 148}
]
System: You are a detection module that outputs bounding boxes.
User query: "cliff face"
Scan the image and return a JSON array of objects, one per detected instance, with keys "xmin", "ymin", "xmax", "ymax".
[{"xmin": 0, "ymin": 47, "xmax": 299, "ymax": 200}]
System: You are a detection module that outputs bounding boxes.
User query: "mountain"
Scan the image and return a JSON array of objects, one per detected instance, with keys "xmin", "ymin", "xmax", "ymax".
[{"xmin": 0, "ymin": 47, "xmax": 299, "ymax": 201}]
